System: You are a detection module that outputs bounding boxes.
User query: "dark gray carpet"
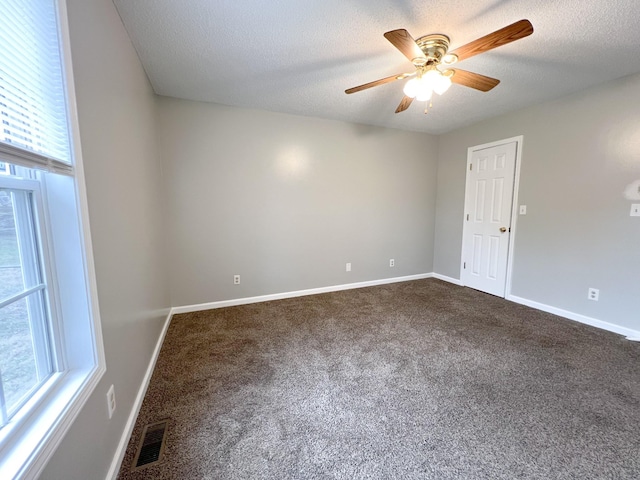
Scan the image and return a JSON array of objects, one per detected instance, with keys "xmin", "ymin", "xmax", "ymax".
[{"xmin": 117, "ymin": 279, "xmax": 640, "ymax": 479}]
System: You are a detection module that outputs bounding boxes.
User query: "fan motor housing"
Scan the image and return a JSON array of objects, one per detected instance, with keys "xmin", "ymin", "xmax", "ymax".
[{"xmin": 415, "ymin": 34, "xmax": 450, "ymax": 64}]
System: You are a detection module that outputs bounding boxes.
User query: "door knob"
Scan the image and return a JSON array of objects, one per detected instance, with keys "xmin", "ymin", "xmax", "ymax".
[{"xmin": 500, "ymin": 227, "xmax": 507, "ymax": 233}]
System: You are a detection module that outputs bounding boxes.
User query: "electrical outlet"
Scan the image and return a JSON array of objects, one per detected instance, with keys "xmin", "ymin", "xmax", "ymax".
[
  {"xmin": 588, "ymin": 288, "xmax": 599, "ymax": 301},
  {"xmin": 631, "ymin": 204, "xmax": 640, "ymax": 216},
  {"xmin": 389, "ymin": 259, "xmax": 395, "ymax": 267},
  {"xmin": 346, "ymin": 262, "xmax": 351, "ymax": 272},
  {"xmin": 233, "ymin": 275, "xmax": 240, "ymax": 285},
  {"xmin": 106, "ymin": 384, "xmax": 116, "ymax": 419}
]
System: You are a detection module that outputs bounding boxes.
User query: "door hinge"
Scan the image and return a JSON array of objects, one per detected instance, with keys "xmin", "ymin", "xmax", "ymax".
[
  {"xmin": 463, "ymin": 262, "xmax": 466, "ymax": 269},
  {"xmin": 466, "ymin": 214, "xmax": 469, "ymax": 221},
  {"xmin": 469, "ymin": 163, "xmax": 472, "ymax": 171}
]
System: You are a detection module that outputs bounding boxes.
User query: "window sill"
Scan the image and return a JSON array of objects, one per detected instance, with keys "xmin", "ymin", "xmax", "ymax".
[{"xmin": 0, "ymin": 363, "xmax": 105, "ymax": 480}]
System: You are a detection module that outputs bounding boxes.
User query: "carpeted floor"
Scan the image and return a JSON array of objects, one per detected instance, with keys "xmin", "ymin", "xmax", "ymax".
[{"xmin": 117, "ymin": 279, "xmax": 640, "ymax": 479}]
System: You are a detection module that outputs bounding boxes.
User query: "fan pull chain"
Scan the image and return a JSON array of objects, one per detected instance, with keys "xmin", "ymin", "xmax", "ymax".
[{"xmin": 424, "ymin": 98, "xmax": 433, "ymax": 114}]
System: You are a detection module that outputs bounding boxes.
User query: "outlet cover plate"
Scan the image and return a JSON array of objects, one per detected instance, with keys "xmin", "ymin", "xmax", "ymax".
[{"xmin": 107, "ymin": 384, "xmax": 116, "ymax": 419}]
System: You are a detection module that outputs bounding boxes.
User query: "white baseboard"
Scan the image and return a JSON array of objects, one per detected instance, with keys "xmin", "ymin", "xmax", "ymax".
[
  {"xmin": 433, "ymin": 274, "xmax": 639, "ymax": 341},
  {"xmin": 171, "ymin": 273, "xmax": 434, "ymax": 314},
  {"xmin": 507, "ymin": 294, "xmax": 640, "ymax": 341},
  {"xmin": 431, "ymin": 273, "xmax": 463, "ymax": 286},
  {"xmin": 105, "ymin": 309, "xmax": 174, "ymax": 480}
]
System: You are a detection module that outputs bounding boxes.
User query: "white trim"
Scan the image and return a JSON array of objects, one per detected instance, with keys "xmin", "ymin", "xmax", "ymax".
[
  {"xmin": 53, "ymin": 0, "xmax": 106, "ymax": 421},
  {"xmin": 17, "ymin": 366, "xmax": 104, "ymax": 479},
  {"xmin": 431, "ymin": 273, "xmax": 463, "ymax": 286},
  {"xmin": 105, "ymin": 309, "xmax": 173, "ymax": 480},
  {"xmin": 504, "ymin": 137, "xmax": 523, "ymax": 298},
  {"xmin": 172, "ymin": 273, "xmax": 434, "ymax": 315},
  {"xmin": 460, "ymin": 135, "xmax": 524, "ymax": 298},
  {"xmin": 507, "ymin": 294, "xmax": 640, "ymax": 341},
  {"xmin": 61, "ymin": 0, "xmax": 106, "ymax": 377}
]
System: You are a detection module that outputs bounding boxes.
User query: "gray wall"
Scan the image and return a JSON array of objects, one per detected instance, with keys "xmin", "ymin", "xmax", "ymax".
[
  {"xmin": 434, "ymin": 73, "xmax": 640, "ymax": 331},
  {"xmin": 40, "ymin": 0, "xmax": 170, "ymax": 478},
  {"xmin": 157, "ymin": 97, "xmax": 439, "ymax": 307}
]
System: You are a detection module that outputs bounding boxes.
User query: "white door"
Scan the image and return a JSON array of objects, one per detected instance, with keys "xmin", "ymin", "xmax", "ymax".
[{"xmin": 461, "ymin": 141, "xmax": 517, "ymax": 297}]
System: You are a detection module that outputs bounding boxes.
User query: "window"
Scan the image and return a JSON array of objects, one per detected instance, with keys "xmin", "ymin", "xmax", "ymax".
[
  {"xmin": 0, "ymin": 1, "xmax": 104, "ymax": 479},
  {"xmin": 1, "ymin": 173, "xmax": 53, "ymax": 427}
]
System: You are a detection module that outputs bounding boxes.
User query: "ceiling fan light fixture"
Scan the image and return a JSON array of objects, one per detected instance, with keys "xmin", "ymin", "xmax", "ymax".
[
  {"xmin": 416, "ymin": 88, "xmax": 432, "ymax": 102},
  {"xmin": 442, "ymin": 53, "xmax": 458, "ymax": 65},
  {"xmin": 433, "ymin": 72, "xmax": 452, "ymax": 95},
  {"xmin": 403, "ymin": 77, "xmax": 420, "ymax": 98},
  {"xmin": 423, "ymin": 68, "xmax": 451, "ymax": 95},
  {"xmin": 404, "ymin": 75, "xmax": 434, "ymax": 100},
  {"xmin": 404, "ymin": 69, "xmax": 449, "ymax": 100}
]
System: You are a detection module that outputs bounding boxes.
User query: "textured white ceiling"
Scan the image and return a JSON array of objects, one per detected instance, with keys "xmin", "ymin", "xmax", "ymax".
[{"xmin": 112, "ymin": 0, "xmax": 640, "ymax": 134}]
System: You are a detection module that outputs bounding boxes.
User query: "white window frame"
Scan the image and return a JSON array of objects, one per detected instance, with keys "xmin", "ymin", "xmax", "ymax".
[
  {"xmin": 0, "ymin": 176, "xmax": 55, "ymax": 426},
  {"xmin": 0, "ymin": 1, "xmax": 105, "ymax": 479}
]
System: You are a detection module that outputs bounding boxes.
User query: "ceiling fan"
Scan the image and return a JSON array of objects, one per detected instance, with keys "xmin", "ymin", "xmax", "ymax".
[{"xmin": 345, "ymin": 20, "xmax": 534, "ymax": 113}]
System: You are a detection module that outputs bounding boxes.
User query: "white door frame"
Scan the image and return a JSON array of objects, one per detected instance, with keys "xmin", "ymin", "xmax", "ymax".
[{"xmin": 460, "ymin": 135, "xmax": 524, "ymax": 298}]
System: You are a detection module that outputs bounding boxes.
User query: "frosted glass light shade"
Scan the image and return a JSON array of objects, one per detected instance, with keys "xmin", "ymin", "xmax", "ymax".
[
  {"xmin": 423, "ymin": 69, "xmax": 441, "ymax": 85},
  {"xmin": 403, "ymin": 77, "xmax": 420, "ymax": 98},
  {"xmin": 403, "ymin": 70, "xmax": 448, "ymax": 100},
  {"xmin": 434, "ymin": 73, "xmax": 452, "ymax": 95},
  {"xmin": 416, "ymin": 88, "xmax": 432, "ymax": 101}
]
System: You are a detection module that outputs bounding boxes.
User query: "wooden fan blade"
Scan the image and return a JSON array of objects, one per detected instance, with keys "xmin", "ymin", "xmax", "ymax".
[
  {"xmin": 448, "ymin": 19, "xmax": 533, "ymax": 63},
  {"xmin": 395, "ymin": 95, "xmax": 414, "ymax": 113},
  {"xmin": 345, "ymin": 72, "xmax": 413, "ymax": 94},
  {"xmin": 384, "ymin": 29, "xmax": 426, "ymax": 63},
  {"xmin": 449, "ymin": 69, "xmax": 500, "ymax": 92}
]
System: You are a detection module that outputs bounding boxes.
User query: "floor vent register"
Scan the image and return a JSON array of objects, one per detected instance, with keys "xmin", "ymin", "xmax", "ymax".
[{"xmin": 132, "ymin": 420, "xmax": 169, "ymax": 470}]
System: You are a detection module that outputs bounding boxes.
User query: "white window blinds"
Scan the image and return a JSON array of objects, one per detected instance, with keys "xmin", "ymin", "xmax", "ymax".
[{"xmin": 0, "ymin": 0, "xmax": 73, "ymax": 175}]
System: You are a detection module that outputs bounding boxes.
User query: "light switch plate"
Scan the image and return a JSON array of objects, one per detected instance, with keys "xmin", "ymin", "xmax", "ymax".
[
  {"xmin": 631, "ymin": 204, "xmax": 640, "ymax": 216},
  {"xmin": 519, "ymin": 205, "xmax": 527, "ymax": 215}
]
